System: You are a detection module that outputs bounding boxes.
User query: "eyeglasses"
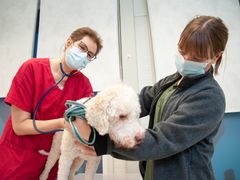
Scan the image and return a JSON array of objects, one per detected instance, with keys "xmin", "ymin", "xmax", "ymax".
[{"xmin": 76, "ymin": 41, "xmax": 96, "ymax": 61}]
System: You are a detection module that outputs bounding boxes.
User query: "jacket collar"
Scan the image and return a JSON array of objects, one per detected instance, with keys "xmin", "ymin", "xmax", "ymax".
[{"xmin": 177, "ymin": 66, "xmax": 214, "ymax": 88}]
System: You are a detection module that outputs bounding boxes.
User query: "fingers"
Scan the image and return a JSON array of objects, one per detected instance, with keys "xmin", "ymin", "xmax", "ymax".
[
  {"xmin": 82, "ymin": 146, "xmax": 97, "ymax": 156},
  {"xmin": 74, "ymin": 139, "xmax": 97, "ymax": 156},
  {"xmin": 65, "ymin": 119, "xmax": 96, "ymax": 156},
  {"xmin": 64, "ymin": 119, "xmax": 91, "ymax": 139},
  {"xmin": 66, "ymin": 118, "xmax": 91, "ymax": 140}
]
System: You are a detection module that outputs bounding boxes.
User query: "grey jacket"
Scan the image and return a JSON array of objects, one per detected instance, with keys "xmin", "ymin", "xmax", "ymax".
[{"xmin": 94, "ymin": 68, "xmax": 225, "ymax": 180}]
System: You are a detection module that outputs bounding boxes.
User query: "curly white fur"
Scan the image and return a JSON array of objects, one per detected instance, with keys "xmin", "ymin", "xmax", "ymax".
[{"xmin": 40, "ymin": 83, "xmax": 145, "ymax": 180}]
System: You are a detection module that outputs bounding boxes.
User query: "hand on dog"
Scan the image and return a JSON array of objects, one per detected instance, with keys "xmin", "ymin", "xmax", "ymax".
[
  {"xmin": 74, "ymin": 140, "xmax": 97, "ymax": 156},
  {"xmin": 64, "ymin": 118, "xmax": 91, "ymax": 141},
  {"xmin": 64, "ymin": 118, "xmax": 97, "ymax": 156}
]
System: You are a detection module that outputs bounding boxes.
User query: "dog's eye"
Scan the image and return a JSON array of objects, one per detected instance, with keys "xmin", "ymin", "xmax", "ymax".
[{"xmin": 119, "ymin": 114, "xmax": 128, "ymax": 120}]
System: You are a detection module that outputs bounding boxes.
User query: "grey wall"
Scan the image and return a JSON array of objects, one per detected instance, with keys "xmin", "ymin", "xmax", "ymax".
[
  {"xmin": 0, "ymin": 0, "xmax": 38, "ymax": 97},
  {"xmin": 147, "ymin": 0, "xmax": 240, "ymax": 112},
  {"xmin": 37, "ymin": 0, "xmax": 120, "ymax": 92},
  {"xmin": 0, "ymin": 0, "xmax": 239, "ymax": 110}
]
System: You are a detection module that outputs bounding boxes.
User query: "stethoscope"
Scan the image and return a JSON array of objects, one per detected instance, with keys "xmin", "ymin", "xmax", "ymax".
[
  {"xmin": 32, "ymin": 61, "xmax": 96, "ymax": 145},
  {"xmin": 32, "ymin": 61, "xmax": 73, "ymax": 134}
]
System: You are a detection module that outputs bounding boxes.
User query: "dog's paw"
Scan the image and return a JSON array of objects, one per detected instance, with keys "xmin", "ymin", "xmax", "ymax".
[{"xmin": 38, "ymin": 149, "xmax": 49, "ymax": 156}]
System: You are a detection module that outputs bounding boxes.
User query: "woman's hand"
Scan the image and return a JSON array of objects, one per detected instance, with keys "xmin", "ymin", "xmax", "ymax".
[
  {"xmin": 64, "ymin": 118, "xmax": 97, "ymax": 156},
  {"xmin": 64, "ymin": 118, "xmax": 92, "ymax": 141},
  {"xmin": 74, "ymin": 140, "xmax": 97, "ymax": 156}
]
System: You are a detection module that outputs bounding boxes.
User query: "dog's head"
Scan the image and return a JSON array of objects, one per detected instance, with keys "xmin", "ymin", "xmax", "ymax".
[{"xmin": 85, "ymin": 83, "xmax": 145, "ymax": 149}]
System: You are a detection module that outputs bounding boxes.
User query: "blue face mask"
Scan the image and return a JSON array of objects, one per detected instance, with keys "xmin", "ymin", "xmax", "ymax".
[
  {"xmin": 175, "ymin": 54, "xmax": 209, "ymax": 77},
  {"xmin": 66, "ymin": 46, "xmax": 89, "ymax": 70}
]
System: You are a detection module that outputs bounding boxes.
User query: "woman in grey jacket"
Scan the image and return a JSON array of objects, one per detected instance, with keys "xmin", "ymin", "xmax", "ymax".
[{"xmin": 72, "ymin": 15, "xmax": 229, "ymax": 180}]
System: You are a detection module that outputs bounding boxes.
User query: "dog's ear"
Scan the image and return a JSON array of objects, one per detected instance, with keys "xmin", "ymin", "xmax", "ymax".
[
  {"xmin": 88, "ymin": 112, "xmax": 109, "ymax": 135},
  {"xmin": 85, "ymin": 96, "xmax": 111, "ymax": 135}
]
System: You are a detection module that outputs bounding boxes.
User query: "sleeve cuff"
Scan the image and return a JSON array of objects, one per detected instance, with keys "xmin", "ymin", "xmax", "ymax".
[{"xmin": 89, "ymin": 129, "xmax": 109, "ymax": 156}]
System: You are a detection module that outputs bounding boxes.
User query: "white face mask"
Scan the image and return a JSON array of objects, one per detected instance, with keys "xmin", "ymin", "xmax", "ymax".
[
  {"xmin": 175, "ymin": 54, "xmax": 210, "ymax": 77},
  {"xmin": 66, "ymin": 46, "xmax": 89, "ymax": 70}
]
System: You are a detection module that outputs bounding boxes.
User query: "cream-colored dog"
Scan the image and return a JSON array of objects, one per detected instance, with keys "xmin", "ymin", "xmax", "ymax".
[{"xmin": 40, "ymin": 84, "xmax": 145, "ymax": 180}]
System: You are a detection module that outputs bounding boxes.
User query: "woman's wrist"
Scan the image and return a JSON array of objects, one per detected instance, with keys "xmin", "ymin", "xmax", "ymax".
[
  {"xmin": 61, "ymin": 117, "xmax": 91, "ymax": 141},
  {"xmin": 58, "ymin": 118, "xmax": 65, "ymax": 129},
  {"xmin": 73, "ymin": 118, "xmax": 91, "ymax": 141}
]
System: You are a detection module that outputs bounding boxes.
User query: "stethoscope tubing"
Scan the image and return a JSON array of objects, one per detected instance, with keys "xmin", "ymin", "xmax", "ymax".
[
  {"xmin": 32, "ymin": 62, "xmax": 72, "ymax": 134},
  {"xmin": 32, "ymin": 62, "xmax": 96, "ymax": 145}
]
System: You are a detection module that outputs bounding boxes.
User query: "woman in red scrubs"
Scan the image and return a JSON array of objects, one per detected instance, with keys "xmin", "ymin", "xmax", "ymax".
[{"xmin": 0, "ymin": 27, "xmax": 102, "ymax": 180}]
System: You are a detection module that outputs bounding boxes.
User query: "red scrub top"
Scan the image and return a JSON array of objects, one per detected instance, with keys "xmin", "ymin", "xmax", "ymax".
[{"xmin": 0, "ymin": 58, "xmax": 93, "ymax": 180}]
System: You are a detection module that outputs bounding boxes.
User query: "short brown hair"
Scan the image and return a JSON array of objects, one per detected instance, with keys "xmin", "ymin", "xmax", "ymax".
[
  {"xmin": 178, "ymin": 15, "xmax": 228, "ymax": 74},
  {"xmin": 70, "ymin": 27, "xmax": 103, "ymax": 55}
]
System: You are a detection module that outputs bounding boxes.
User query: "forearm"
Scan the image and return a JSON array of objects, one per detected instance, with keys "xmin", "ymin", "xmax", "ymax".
[
  {"xmin": 13, "ymin": 118, "xmax": 64, "ymax": 136},
  {"xmin": 90, "ymin": 130, "xmax": 109, "ymax": 156},
  {"xmin": 67, "ymin": 118, "xmax": 92, "ymax": 141}
]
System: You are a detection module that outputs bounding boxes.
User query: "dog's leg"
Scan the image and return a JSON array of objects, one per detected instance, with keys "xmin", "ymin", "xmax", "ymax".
[
  {"xmin": 84, "ymin": 156, "xmax": 101, "ymax": 180},
  {"xmin": 39, "ymin": 132, "xmax": 62, "ymax": 180},
  {"xmin": 68, "ymin": 157, "xmax": 84, "ymax": 180},
  {"xmin": 58, "ymin": 154, "xmax": 76, "ymax": 180},
  {"xmin": 57, "ymin": 130, "xmax": 80, "ymax": 180}
]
